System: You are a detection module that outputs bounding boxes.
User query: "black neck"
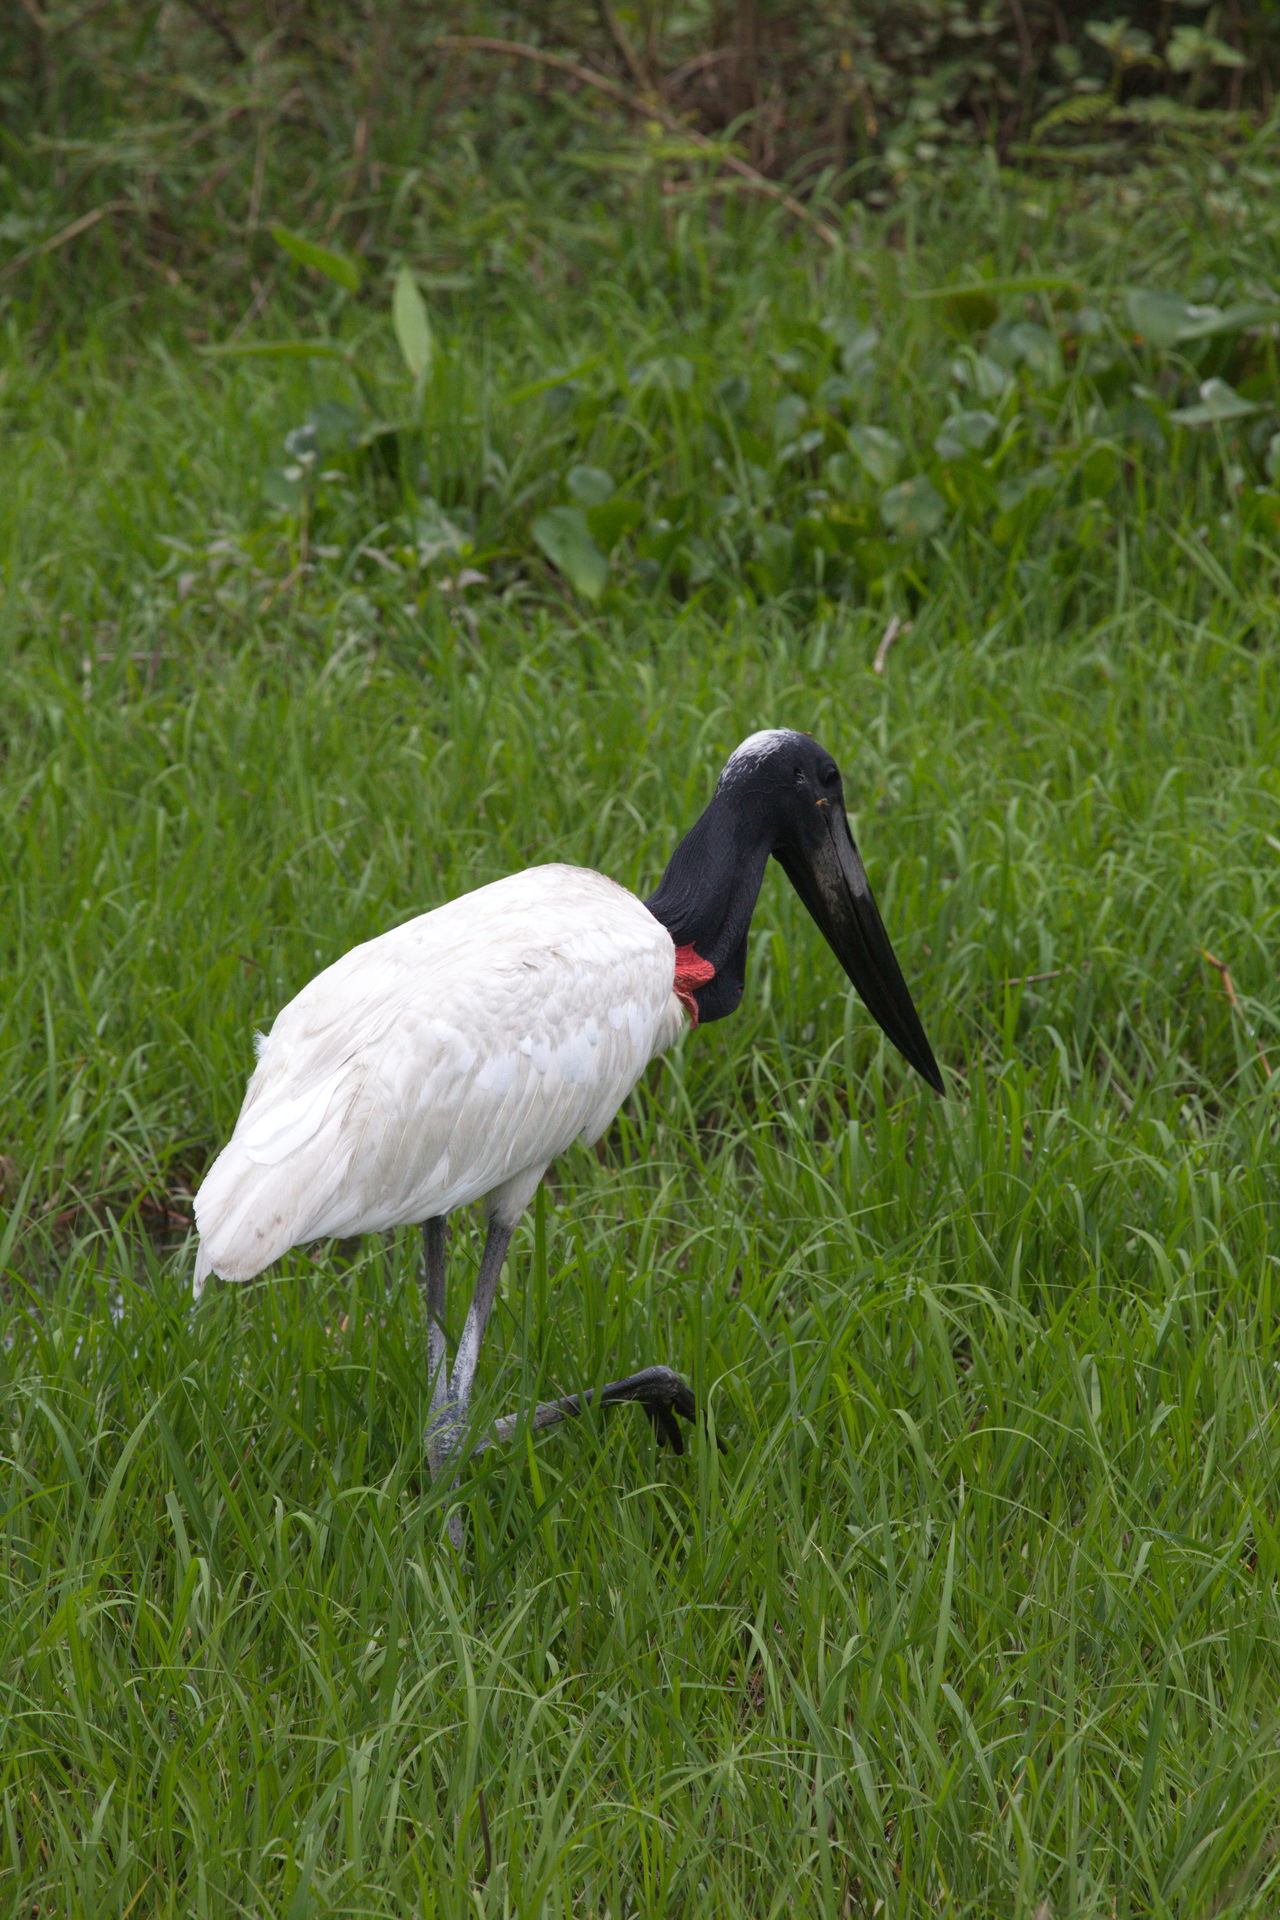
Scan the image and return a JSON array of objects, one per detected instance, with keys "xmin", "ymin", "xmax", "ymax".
[{"xmin": 643, "ymin": 791, "xmax": 772, "ymax": 1022}]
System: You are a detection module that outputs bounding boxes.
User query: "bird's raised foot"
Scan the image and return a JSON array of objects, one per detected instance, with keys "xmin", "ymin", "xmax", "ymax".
[
  {"xmin": 594, "ymin": 1365, "xmax": 699, "ymax": 1453},
  {"xmin": 472, "ymin": 1364, "xmax": 712, "ymax": 1457}
]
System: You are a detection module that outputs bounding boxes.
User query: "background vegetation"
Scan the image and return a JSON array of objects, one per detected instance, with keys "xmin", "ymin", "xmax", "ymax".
[{"xmin": 3, "ymin": 6, "xmax": 1280, "ymax": 1916}]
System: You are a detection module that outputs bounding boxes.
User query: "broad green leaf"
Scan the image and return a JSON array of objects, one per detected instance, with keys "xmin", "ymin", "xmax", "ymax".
[
  {"xmin": 823, "ymin": 452, "xmax": 857, "ymax": 493},
  {"xmin": 306, "ymin": 400, "xmax": 362, "ymax": 454},
  {"xmin": 567, "ymin": 465, "xmax": 615, "ymax": 507},
  {"xmin": 1168, "ymin": 24, "xmax": 1245, "ymax": 71},
  {"xmin": 542, "ymin": 384, "xmax": 580, "ymax": 419},
  {"xmin": 780, "ymin": 429, "xmax": 825, "ymax": 462},
  {"xmin": 817, "ymin": 374, "xmax": 855, "ymax": 410},
  {"xmin": 934, "ymin": 409, "xmax": 998, "ymax": 459},
  {"xmin": 772, "ymin": 393, "xmax": 808, "ymax": 443},
  {"xmin": 532, "ymin": 507, "xmax": 608, "ymax": 602},
  {"xmin": 262, "ymin": 467, "xmax": 306, "ymax": 512},
  {"xmin": 1085, "ymin": 18, "xmax": 1153, "ymax": 60},
  {"xmin": 880, "ymin": 477, "xmax": 946, "ymax": 539},
  {"xmin": 1007, "ymin": 322, "xmax": 1062, "ymax": 380},
  {"xmin": 1137, "ymin": 290, "xmax": 1280, "ymax": 346},
  {"xmin": 950, "ymin": 350, "xmax": 1012, "ymax": 401},
  {"xmin": 1176, "ymin": 299, "xmax": 1280, "ymax": 341},
  {"xmin": 1066, "ymin": 306, "xmax": 1108, "ymax": 340},
  {"xmin": 820, "ymin": 317, "xmax": 879, "ymax": 371},
  {"xmin": 392, "ymin": 265, "xmax": 433, "ymax": 383},
  {"xmin": 271, "ymin": 224, "xmax": 362, "ymax": 292},
  {"xmin": 415, "ymin": 500, "xmax": 469, "ymax": 564},
  {"xmin": 632, "ymin": 354, "xmax": 694, "ymax": 391},
  {"xmin": 1109, "ymin": 398, "xmax": 1168, "ymax": 450},
  {"xmin": 839, "ymin": 325, "xmax": 880, "ymax": 374},
  {"xmin": 1171, "ymin": 379, "xmax": 1259, "ymax": 427},
  {"xmin": 1124, "ymin": 290, "xmax": 1229, "ymax": 348},
  {"xmin": 848, "ymin": 425, "xmax": 904, "ymax": 486},
  {"xmin": 986, "ymin": 319, "xmax": 1061, "ymax": 380}
]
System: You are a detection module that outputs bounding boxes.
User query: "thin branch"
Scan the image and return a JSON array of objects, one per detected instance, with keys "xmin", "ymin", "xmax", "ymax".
[
  {"xmin": 437, "ymin": 34, "xmax": 645, "ymax": 115},
  {"xmin": 226, "ymin": 267, "xmax": 278, "ymax": 342},
  {"xmin": 666, "ymin": 46, "xmax": 738, "ymax": 93},
  {"xmin": 31, "ymin": 0, "xmax": 120, "ymax": 33},
  {"xmin": 873, "ymin": 613, "xmax": 910, "ymax": 674},
  {"xmin": 1200, "ymin": 947, "xmax": 1274, "ymax": 1077},
  {"xmin": 993, "ymin": 963, "xmax": 1087, "ymax": 992},
  {"xmin": 0, "ymin": 201, "xmax": 130, "ymax": 284},
  {"xmin": 435, "ymin": 35, "xmax": 841, "ymax": 250},
  {"xmin": 182, "ymin": 0, "xmax": 246, "ymax": 64},
  {"xmin": 595, "ymin": 0, "xmax": 653, "ymax": 96}
]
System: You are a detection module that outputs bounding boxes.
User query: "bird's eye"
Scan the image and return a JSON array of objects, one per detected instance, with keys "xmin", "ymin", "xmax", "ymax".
[{"xmin": 820, "ymin": 763, "xmax": 839, "ymax": 788}]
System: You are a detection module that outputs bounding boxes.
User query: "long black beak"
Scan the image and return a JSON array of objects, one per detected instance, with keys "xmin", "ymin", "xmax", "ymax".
[{"xmin": 775, "ymin": 804, "xmax": 944, "ymax": 1095}]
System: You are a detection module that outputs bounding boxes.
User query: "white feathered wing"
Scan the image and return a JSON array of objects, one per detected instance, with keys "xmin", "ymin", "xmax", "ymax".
[{"xmin": 194, "ymin": 865, "xmax": 684, "ymax": 1293}]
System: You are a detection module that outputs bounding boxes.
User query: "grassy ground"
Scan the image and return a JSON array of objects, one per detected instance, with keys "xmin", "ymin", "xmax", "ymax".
[{"xmin": 3, "ymin": 126, "xmax": 1280, "ymax": 1916}]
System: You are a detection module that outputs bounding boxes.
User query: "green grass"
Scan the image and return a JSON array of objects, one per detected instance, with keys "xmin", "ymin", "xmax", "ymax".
[{"xmin": 3, "ymin": 131, "xmax": 1280, "ymax": 1916}]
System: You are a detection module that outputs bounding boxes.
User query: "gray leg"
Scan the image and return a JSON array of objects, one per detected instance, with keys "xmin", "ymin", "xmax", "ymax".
[
  {"xmin": 426, "ymin": 1215, "xmax": 515, "ymax": 1478},
  {"xmin": 472, "ymin": 1365, "xmax": 702, "ymax": 1457},
  {"xmin": 421, "ymin": 1217, "xmax": 448, "ymax": 1405}
]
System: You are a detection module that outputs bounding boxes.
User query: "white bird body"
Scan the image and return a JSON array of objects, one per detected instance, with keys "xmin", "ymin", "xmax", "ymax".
[
  {"xmin": 193, "ymin": 730, "xmax": 943, "ymax": 1503},
  {"xmin": 194, "ymin": 864, "xmax": 685, "ymax": 1291}
]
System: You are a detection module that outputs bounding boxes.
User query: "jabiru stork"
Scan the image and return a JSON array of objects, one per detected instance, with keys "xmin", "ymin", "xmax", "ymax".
[{"xmin": 194, "ymin": 729, "xmax": 942, "ymax": 1500}]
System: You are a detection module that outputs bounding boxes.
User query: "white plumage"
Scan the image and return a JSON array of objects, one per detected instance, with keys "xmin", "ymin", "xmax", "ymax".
[
  {"xmin": 193, "ymin": 728, "xmax": 943, "ymax": 1510},
  {"xmin": 194, "ymin": 864, "xmax": 684, "ymax": 1292}
]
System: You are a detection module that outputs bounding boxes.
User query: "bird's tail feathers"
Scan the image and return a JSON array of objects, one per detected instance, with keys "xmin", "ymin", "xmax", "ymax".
[{"xmin": 193, "ymin": 1138, "xmax": 343, "ymax": 1289}]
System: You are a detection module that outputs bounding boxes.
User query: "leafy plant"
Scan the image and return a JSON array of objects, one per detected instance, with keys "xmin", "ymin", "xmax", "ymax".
[
  {"xmin": 250, "ymin": 261, "xmax": 1277, "ymax": 613},
  {"xmin": 206, "ymin": 230, "xmax": 466, "ymax": 567}
]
